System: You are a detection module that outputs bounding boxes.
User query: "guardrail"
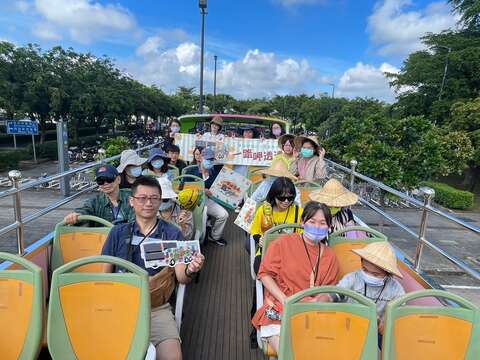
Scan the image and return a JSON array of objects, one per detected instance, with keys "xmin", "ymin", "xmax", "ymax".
[
  {"xmin": 0, "ymin": 142, "xmax": 160, "ymax": 255},
  {"xmin": 326, "ymin": 159, "xmax": 480, "ymax": 283}
]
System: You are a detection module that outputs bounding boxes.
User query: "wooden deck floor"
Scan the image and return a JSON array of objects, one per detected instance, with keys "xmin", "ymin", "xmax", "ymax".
[{"xmin": 180, "ymin": 213, "xmax": 264, "ymax": 360}]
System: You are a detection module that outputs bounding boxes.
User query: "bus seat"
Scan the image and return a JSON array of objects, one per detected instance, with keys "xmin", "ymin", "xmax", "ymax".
[
  {"xmin": 383, "ymin": 289, "xmax": 480, "ymax": 360},
  {"xmin": 0, "ymin": 252, "xmax": 43, "ymax": 360},
  {"xmin": 278, "ymin": 286, "xmax": 378, "ymax": 360},
  {"xmin": 248, "ymin": 166, "xmax": 267, "ymax": 184},
  {"xmin": 329, "ymin": 226, "xmax": 387, "ymax": 279},
  {"xmin": 48, "ymin": 255, "xmax": 150, "ymax": 360},
  {"xmin": 193, "ymin": 195, "xmax": 207, "ymax": 244},
  {"xmin": 181, "ymin": 164, "xmax": 199, "ymax": 176},
  {"xmin": 51, "ymin": 215, "xmax": 113, "ymax": 273},
  {"xmin": 168, "ymin": 164, "xmax": 179, "ymax": 179},
  {"xmin": 246, "ymin": 179, "xmax": 263, "ymax": 198}
]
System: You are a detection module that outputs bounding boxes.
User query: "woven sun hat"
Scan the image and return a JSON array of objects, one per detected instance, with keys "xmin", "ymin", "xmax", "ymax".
[
  {"xmin": 309, "ymin": 179, "xmax": 358, "ymax": 207},
  {"xmin": 294, "ymin": 135, "xmax": 320, "ymax": 151},
  {"xmin": 117, "ymin": 149, "xmax": 147, "ymax": 173},
  {"xmin": 211, "ymin": 115, "xmax": 224, "ymax": 127},
  {"xmin": 258, "ymin": 160, "xmax": 297, "ymax": 180},
  {"xmin": 277, "ymin": 134, "xmax": 295, "ymax": 149},
  {"xmin": 157, "ymin": 176, "xmax": 177, "ymax": 199},
  {"xmin": 352, "ymin": 242, "xmax": 403, "ymax": 278}
]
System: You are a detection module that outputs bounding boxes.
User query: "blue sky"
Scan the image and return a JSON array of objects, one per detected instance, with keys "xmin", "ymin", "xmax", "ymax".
[{"xmin": 0, "ymin": 0, "xmax": 458, "ymax": 101}]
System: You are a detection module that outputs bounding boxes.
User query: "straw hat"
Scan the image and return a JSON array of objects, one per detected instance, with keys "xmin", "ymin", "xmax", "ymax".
[
  {"xmin": 294, "ymin": 135, "xmax": 320, "ymax": 150},
  {"xmin": 117, "ymin": 150, "xmax": 147, "ymax": 173},
  {"xmin": 278, "ymin": 134, "xmax": 295, "ymax": 149},
  {"xmin": 211, "ymin": 115, "xmax": 223, "ymax": 127},
  {"xmin": 352, "ymin": 242, "xmax": 403, "ymax": 278},
  {"xmin": 157, "ymin": 176, "xmax": 177, "ymax": 199},
  {"xmin": 309, "ymin": 179, "xmax": 358, "ymax": 207},
  {"xmin": 259, "ymin": 160, "xmax": 297, "ymax": 180}
]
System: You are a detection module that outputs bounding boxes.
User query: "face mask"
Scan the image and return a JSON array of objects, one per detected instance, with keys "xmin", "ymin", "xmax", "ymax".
[
  {"xmin": 301, "ymin": 148, "xmax": 314, "ymax": 158},
  {"xmin": 170, "ymin": 126, "xmax": 180, "ymax": 134},
  {"xmin": 128, "ymin": 166, "xmax": 142, "ymax": 178},
  {"xmin": 159, "ymin": 200, "xmax": 174, "ymax": 211},
  {"xmin": 141, "ymin": 168, "xmax": 150, "ymax": 176},
  {"xmin": 203, "ymin": 159, "xmax": 214, "ymax": 170},
  {"xmin": 360, "ymin": 270, "xmax": 386, "ymax": 287},
  {"xmin": 151, "ymin": 159, "xmax": 164, "ymax": 169},
  {"xmin": 330, "ymin": 207, "xmax": 341, "ymax": 216},
  {"xmin": 272, "ymin": 128, "xmax": 282, "ymax": 136},
  {"xmin": 303, "ymin": 225, "xmax": 329, "ymax": 243}
]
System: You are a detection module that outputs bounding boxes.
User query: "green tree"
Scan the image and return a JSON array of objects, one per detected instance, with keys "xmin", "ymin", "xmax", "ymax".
[{"xmin": 449, "ymin": 0, "xmax": 480, "ymax": 30}]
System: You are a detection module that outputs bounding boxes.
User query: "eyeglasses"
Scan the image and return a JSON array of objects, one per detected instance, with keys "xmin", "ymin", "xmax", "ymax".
[
  {"xmin": 96, "ymin": 177, "xmax": 115, "ymax": 186},
  {"xmin": 132, "ymin": 195, "xmax": 161, "ymax": 204},
  {"xmin": 276, "ymin": 195, "xmax": 295, "ymax": 202}
]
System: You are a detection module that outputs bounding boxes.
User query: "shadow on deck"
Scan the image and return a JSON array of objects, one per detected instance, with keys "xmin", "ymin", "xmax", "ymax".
[{"xmin": 181, "ymin": 213, "xmax": 264, "ymax": 360}]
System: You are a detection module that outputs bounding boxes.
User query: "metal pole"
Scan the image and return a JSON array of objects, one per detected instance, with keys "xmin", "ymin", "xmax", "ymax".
[
  {"xmin": 414, "ymin": 187, "xmax": 435, "ymax": 271},
  {"xmin": 349, "ymin": 159, "xmax": 357, "ymax": 191},
  {"xmin": 13, "ymin": 134, "xmax": 17, "ymax": 149},
  {"xmin": 199, "ymin": 8, "xmax": 206, "ymax": 114},
  {"xmin": 438, "ymin": 47, "xmax": 451, "ymax": 101},
  {"xmin": 8, "ymin": 170, "xmax": 24, "ymax": 255},
  {"xmin": 213, "ymin": 55, "xmax": 217, "ymax": 112},
  {"xmin": 57, "ymin": 122, "xmax": 70, "ymax": 197},
  {"xmin": 32, "ymin": 134, "xmax": 37, "ymax": 163}
]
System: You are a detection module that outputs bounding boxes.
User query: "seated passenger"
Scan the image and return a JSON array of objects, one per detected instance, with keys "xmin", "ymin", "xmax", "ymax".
[
  {"xmin": 146, "ymin": 148, "xmax": 173, "ymax": 181},
  {"xmin": 251, "ymin": 161, "xmax": 301, "ymax": 206},
  {"xmin": 272, "ymin": 134, "xmax": 296, "ymax": 168},
  {"xmin": 309, "ymin": 178, "xmax": 358, "ymax": 233},
  {"xmin": 198, "ymin": 116, "xmax": 225, "ymax": 142},
  {"xmin": 252, "ymin": 201, "xmax": 339, "ymax": 353},
  {"xmin": 187, "ymin": 148, "xmax": 229, "ymax": 246},
  {"xmin": 167, "ymin": 144, "xmax": 187, "ymax": 174},
  {"xmin": 290, "ymin": 136, "xmax": 327, "ymax": 181},
  {"xmin": 63, "ymin": 164, "xmax": 135, "ymax": 225},
  {"xmin": 117, "ymin": 149, "xmax": 147, "ymax": 189},
  {"xmin": 102, "ymin": 176, "xmax": 205, "ymax": 360},
  {"xmin": 317, "ymin": 241, "xmax": 404, "ymax": 339},
  {"xmin": 157, "ymin": 176, "xmax": 194, "ymax": 240},
  {"xmin": 187, "ymin": 146, "xmax": 203, "ymax": 169},
  {"xmin": 250, "ymin": 177, "xmax": 303, "ymax": 270}
]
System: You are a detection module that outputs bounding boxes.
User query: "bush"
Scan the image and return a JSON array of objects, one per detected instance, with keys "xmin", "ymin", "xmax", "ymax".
[
  {"xmin": 0, "ymin": 149, "xmax": 30, "ymax": 170},
  {"xmin": 420, "ymin": 181, "xmax": 474, "ymax": 210},
  {"xmin": 27, "ymin": 141, "xmax": 58, "ymax": 160}
]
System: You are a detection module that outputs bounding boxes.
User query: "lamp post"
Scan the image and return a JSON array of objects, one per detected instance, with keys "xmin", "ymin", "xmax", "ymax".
[
  {"xmin": 213, "ymin": 55, "xmax": 217, "ymax": 112},
  {"xmin": 329, "ymin": 83, "xmax": 335, "ymax": 98},
  {"xmin": 199, "ymin": 0, "xmax": 207, "ymax": 114},
  {"xmin": 437, "ymin": 46, "xmax": 452, "ymax": 101}
]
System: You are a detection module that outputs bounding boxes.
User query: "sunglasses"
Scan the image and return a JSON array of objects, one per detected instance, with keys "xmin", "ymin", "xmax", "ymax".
[
  {"xmin": 276, "ymin": 195, "xmax": 295, "ymax": 202},
  {"xmin": 96, "ymin": 177, "xmax": 115, "ymax": 186}
]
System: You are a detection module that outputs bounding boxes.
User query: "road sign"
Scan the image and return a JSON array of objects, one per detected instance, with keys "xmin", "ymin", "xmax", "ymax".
[{"xmin": 6, "ymin": 121, "xmax": 39, "ymax": 135}]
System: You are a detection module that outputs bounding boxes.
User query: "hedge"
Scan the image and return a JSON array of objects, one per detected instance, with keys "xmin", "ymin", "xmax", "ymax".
[
  {"xmin": 420, "ymin": 181, "xmax": 474, "ymax": 210},
  {"xmin": 0, "ymin": 149, "xmax": 30, "ymax": 170}
]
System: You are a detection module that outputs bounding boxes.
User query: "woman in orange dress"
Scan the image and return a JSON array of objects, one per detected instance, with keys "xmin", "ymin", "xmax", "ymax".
[{"xmin": 252, "ymin": 201, "xmax": 339, "ymax": 353}]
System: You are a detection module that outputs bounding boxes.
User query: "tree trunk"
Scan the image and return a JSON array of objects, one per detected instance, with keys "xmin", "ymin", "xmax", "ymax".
[{"xmin": 468, "ymin": 166, "xmax": 480, "ymax": 193}]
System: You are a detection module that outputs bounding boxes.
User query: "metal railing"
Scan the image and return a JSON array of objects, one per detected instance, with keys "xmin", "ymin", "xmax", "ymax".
[
  {"xmin": 0, "ymin": 142, "xmax": 160, "ymax": 255},
  {"xmin": 326, "ymin": 159, "xmax": 480, "ymax": 283}
]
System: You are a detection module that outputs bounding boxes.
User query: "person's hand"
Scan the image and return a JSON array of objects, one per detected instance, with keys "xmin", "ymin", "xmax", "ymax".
[
  {"xmin": 377, "ymin": 317, "xmax": 385, "ymax": 335},
  {"xmin": 314, "ymin": 294, "xmax": 331, "ymax": 302},
  {"xmin": 178, "ymin": 210, "xmax": 188, "ymax": 224},
  {"xmin": 259, "ymin": 236, "xmax": 264, "ymax": 248},
  {"xmin": 64, "ymin": 212, "xmax": 80, "ymax": 225},
  {"xmin": 187, "ymin": 253, "xmax": 205, "ymax": 273},
  {"xmin": 205, "ymin": 189, "xmax": 213, "ymax": 197},
  {"xmin": 319, "ymin": 147, "xmax": 326, "ymax": 159},
  {"xmin": 293, "ymin": 148, "xmax": 300, "ymax": 158}
]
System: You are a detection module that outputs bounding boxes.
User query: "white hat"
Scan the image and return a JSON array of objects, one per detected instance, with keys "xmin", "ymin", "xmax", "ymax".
[
  {"xmin": 117, "ymin": 150, "xmax": 147, "ymax": 173},
  {"xmin": 157, "ymin": 176, "xmax": 178, "ymax": 199}
]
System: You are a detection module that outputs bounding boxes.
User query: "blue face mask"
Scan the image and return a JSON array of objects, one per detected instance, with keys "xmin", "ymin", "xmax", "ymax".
[
  {"xmin": 203, "ymin": 159, "xmax": 214, "ymax": 170},
  {"xmin": 303, "ymin": 225, "xmax": 328, "ymax": 243},
  {"xmin": 128, "ymin": 166, "xmax": 142, "ymax": 178},
  {"xmin": 151, "ymin": 159, "xmax": 164, "ymax": 169},
  {"xmin": 141, "ymin": 168, "xmax": 150, "ymax": 176},
  {"xmin": 360, "ymin": 270, "xmax": 386, "ymax": 287},
  {"xmin": 301, "ymin": 148, "xmax": 314, "ymax": 158}
]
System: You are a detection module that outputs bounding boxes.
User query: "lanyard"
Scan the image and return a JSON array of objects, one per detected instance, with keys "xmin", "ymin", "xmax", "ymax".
[
  {"xmin": 127, "ymin": 219, "xmax": 160, "ymax": 262},
  {"xmin": 363, "ymin": 278, "xmax": 388, "ymax": 304},
  {"xmin": 301, "ymin": 236, "xmax": 322, "ymax": 288}
]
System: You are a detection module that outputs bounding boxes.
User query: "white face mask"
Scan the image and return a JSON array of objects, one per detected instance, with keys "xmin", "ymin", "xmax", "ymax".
[
  {"xmin": 360, "ymin": 270, "xmax": 386, "ymax": 287},
  {"xmin": 170, "ymin": 125, "xmax": 180, "ymax": 134}
]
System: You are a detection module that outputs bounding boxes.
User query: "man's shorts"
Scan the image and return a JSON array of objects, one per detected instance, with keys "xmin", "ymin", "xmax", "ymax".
[{"xmin": 150, "ymin": 303, "xmax": 181, "ymax": 346}]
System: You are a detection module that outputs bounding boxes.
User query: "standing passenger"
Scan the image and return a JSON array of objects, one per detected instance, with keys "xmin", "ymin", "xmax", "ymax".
[{"xmin": 290, "ymin": 136, "xmax": 327, "ymax": 181}]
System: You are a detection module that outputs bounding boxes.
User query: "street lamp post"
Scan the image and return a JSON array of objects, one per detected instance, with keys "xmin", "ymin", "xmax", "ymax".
[
  {"xmin": 213, "ymin": 55, "xmax": 217, "ymax": 112},
  {"xmin": 438, "ymin": 46, "xmax": 452, "ymax": 101},
  {"xmin": 329, "ymin": 83, "xmax": 335, "ymax": 98},
  {"xmin": 199, "ymin": 0, "xmax": 208, "ymax": 114}
]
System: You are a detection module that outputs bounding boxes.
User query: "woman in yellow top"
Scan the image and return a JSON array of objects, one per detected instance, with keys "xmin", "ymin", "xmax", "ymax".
[
  {"xmin": 251, "ymin": 176, "xmax": 303, "ymax": 273},
  {"xmin": 272, "ymin": 134, "xmax": 296, "ymax": 169}
]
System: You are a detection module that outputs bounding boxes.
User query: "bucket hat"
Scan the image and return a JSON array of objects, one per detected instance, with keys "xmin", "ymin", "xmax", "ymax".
[{"xmin": 117, "ymin": 150, "xmax": 147, "ymax": 173}]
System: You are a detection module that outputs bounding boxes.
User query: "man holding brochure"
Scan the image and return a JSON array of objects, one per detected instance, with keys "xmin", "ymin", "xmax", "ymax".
[{"xmin": 102, "ymin": 176, "xmax": 205, "ymax": 360}]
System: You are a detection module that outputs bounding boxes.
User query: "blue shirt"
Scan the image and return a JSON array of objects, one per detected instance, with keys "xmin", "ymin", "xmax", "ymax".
[{"xmin": 102, "ymin": 219, "xmax": 185, "ymax": 276}]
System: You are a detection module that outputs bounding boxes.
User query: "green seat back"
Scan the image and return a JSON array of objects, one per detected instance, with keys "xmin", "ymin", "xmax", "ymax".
[
  {"xmin": 279, "ymin": 286, "xmax": 378, "ymax": 360},
  {"xmin": 48, "ymin": 256, "xmax": 150, "ymax": 360},
  {"xmin": 181, "ymin": 164, "xmax": 199, "ymax": 176},
  {"xmin": 383, "ymin": 289, "xmax": 480, "ymax": 360},
  {"xmin": 51, "ymin": 215, "xmax": 113, "ymax": 273},
  {"xmin": 172, "ymin": 174, "xmax": 205, "ymax": 193},
  {"xmin": 262, "ymin": 224, "xmax": 304, "ymax": 260},
  {"xmin": 329, "ymin": 226, "xmax": 387, "ymax": 279},
  {"xmin": 294, "ymin": 180, "xmax": 322, "ymax": 206},
  {"xmin": 0, "ymin": 252, "xmax": 43, "ymax": 360},
  {"xmin": 168, "ymin": 164, "xmax": 179, "ymax": 179}
]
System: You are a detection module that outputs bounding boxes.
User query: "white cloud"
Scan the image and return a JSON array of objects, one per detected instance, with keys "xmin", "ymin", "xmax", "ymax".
[
  {"xmin": 32, "ymin": 0, "xmax": 137, "ymax": 43},
  {"xmin": 368, "ymin": 0, "xmax": 458, "ymax": 57},
  {"xmin": 136, "ymin": 36, "xmax": 165, "ymax": 56},
  {"xmin": 336, "ymin": 62, "xmax": 399, "ymax": 102},
  {"xmin": 275, "ymin": 0, "xmax": 327, "ymax": 7},
  {"xmin": 34, "ymin": 22, "xmax": 62, "ymax": 41},
  {"xmin": 15, "ymin": 1, "xmax": 30, "ymax": 13}
]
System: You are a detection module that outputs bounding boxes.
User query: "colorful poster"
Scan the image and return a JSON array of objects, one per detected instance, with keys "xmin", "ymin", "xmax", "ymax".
[
  {"xmin": 234, "ymin": 197, "xmax": 258, "ymax": 233},
  {"xmin": 140, "ymin": 240, "xmax": 201, "ymax": 269},
  {"xmin": 209, "ymin": 167, "xmax": 252, "ymax": 209},
  {"xmin": 175, "ymin": 133, "xmax": 280, "ymax": 166}
]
